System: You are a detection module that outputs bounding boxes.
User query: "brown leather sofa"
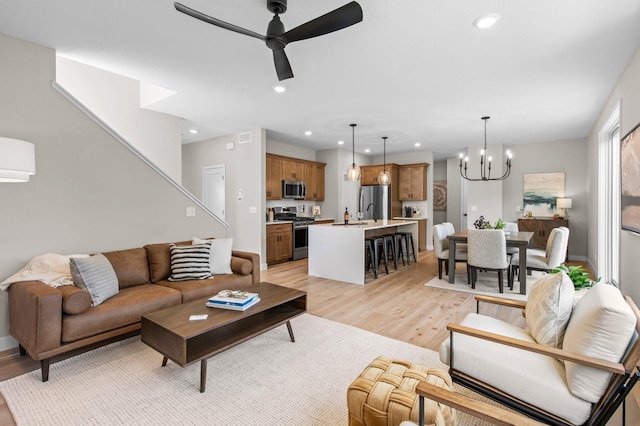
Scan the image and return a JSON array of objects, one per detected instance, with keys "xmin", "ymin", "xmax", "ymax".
[{"xmin": 8, "ymin": 239, "xmax": 260, "ymax": 382}]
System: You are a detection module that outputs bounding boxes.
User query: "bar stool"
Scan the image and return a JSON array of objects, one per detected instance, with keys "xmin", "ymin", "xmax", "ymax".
[
  {"xmin": 382, "ymin": 233, "xmax": 399, "ymax": 270},
  {"xmin": 394, "ymin": 233, "xmax": 406, "ymax": 266},
  {"xmin": 364, "ymin": 239, "xmax": 376, "ymax": 279},
  {"xmin": 395, "ymin": 232, "xmax": 417, "ymax": 264},
  {"xmin": 365, "ymin": 236, "xmax": 388, "ymax": 278}
]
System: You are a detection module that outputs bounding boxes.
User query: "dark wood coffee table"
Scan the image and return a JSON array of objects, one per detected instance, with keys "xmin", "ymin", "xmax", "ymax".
[{"xmin": 141, "ymin": 282, "xmax": 306, "ymax": 392}]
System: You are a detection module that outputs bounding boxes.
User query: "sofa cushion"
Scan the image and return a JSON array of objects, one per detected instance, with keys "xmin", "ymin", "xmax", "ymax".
[
  {"xmin": 61, "ymin": 284, "xmax": 181, "ymax": 342},
  {"xmin": 231, "ymin": 257, "xmax": 253, "ymax": 275},
  {"xmin": 439, "ymin": 313, "xmax": 592, "ymax": 425},
  {"xmin": 58, "ymin": 285, "xmax": 91, "ymax": 315},
  {"xmin": 102, "ymin": 248, "xmax": 150, "ymax": 289},
  {"xmin": 563, "ymin": 282, "xmax": 636, "ymax": 403},
  {"xmin": 69, "ymin": 254, "xmax": 119, "ymax": 306},
  {"xmin": 144, "ymin": 240, "xmax": 191, "ymax": 283},
  {"xmin": 193, "ymin": 237, "xmax": 233, "ymax": 275},
  {"xmin": 156, "ymin": 273, "xmax": 253, "ymax": 303},
  {"xmin": 167, "ymin": 243, "xmax": 212, "ymax": 281},
  {"xmin": 525, "ymin": 270, "xmax": 575, "ymax": 348}
]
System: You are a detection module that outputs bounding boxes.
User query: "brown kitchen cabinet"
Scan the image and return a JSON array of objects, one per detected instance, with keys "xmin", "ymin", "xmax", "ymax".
[
  {"xmin": 282, "ymin": 158, "xmax": 305, "ymax": 181},
  {"xmin": 266, "ymin": 155, "xmax": 283, "ymax": 200},
  {"xmin": 518, "ymin": 218, "xmax": 569, "ymax": 249},
  {"xmin": 266, "ymin": 223, "xmax": 292, "ymax": 264},
  {"xmin": 398, "ymin": 163, "xmax": 428, "ymax": 200},
  {"xmin": 266, "ymin": 153, "xmax": 325, "ymax": 201},
  {"xmin": 359, "ymin": 164, "xmax": 399, "ymax": 186},
  {"xmin": 304, "ymin": 162, "xmax": 325, "ymax": 201}
]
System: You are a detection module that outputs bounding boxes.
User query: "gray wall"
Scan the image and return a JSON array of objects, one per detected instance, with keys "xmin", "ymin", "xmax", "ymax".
[
  {"xmin": 0, "ymin": 34, "xmax": 228, "ymax": 350},
  {"xmin": 181, "ymin": 130, "xmax": 265, "ymax": 263},
  {"xmin": 587, "ymin": 46, "xmax": 640, "ymax": 304},
  {"xmin": 502, "ymin": 138, "xmax": 588, "ymax": 259}
]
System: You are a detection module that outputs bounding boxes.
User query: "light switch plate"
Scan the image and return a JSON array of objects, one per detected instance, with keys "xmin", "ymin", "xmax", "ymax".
[{"xmin": 186, "ymin": 207, "xmax": 196, "ymax": 217}]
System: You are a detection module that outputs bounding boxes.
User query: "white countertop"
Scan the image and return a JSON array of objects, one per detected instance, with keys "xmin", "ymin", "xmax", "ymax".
[
  {"xmin": 266, "ymin": 220, "xmax": 293, "ymax": 225},
  {"xmin": 315, "ymin": 219, "xmax": 418, "ymax": 230},
  {"xmin": 392, "ymin": 216, "xmax": 428, "ymax": 220}
]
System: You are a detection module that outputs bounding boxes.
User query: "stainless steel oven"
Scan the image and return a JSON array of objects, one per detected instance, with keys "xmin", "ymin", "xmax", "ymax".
[{"xmin": 292, "ymin": 219, "xmax": 313, "ymax": 260}]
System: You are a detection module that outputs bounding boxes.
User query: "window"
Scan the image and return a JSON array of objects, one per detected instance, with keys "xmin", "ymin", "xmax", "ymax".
[{"xmin": 598, "ymin": 102, "xmax": 620, "ymax": 286}]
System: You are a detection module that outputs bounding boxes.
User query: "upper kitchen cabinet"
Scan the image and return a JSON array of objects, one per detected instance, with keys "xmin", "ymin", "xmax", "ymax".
[
  {"xmin": 304, "ymin": 162, "xmax": 326, "ymax": 201},
  {"xmin": 360, "ymin": 164, "xmax": 399, "ymax": 186},
  {"xmin": 266, "ymin": 153, "xmax": 325, "ymax": 201},
  {"xmin": 282, "ymin": 158, "xmax": 305, "ymax": 181},
  {"xmin": 266, "ymin": 154, "xmax": 283, "ymax": 200},
  {"xmin": 398, "ymin": 163, "xmax": 429, "ymax": 200}
]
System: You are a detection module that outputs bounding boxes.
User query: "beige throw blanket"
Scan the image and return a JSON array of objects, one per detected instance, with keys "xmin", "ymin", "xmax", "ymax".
[{"xmin": 0, "ymin": 253, "xmax": 89, "ymax": 291}]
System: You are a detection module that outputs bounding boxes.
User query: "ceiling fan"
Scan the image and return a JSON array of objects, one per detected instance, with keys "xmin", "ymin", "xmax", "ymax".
[{"xmin": 174, "ymin": 0, "xmax": 363, "ymax": 81}]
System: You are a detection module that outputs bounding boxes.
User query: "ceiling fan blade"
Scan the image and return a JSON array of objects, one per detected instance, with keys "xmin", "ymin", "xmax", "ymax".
[
  {"xmin": 283, "ymin": 1, "xmax": 363, "ymax": 43},
  {"xmin": 174, "ymin": 2, "xmax": 266, "ymax": 41},
  {"xmin": 273, "ymin": 49, "xmax": 294, "ymax": 81}
]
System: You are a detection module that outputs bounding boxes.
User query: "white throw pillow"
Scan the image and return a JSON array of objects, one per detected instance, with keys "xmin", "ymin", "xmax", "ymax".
[
  {"xmin": 525, "ymin": 271, "xmax": 575, "ymax": 348},
  {"xmin": 193, "ymin": 237, "xmax": 233, "ymax": 275},
  {"xmin": 563, "ymin": 282, "xmax": 636, "ymax": 403}
]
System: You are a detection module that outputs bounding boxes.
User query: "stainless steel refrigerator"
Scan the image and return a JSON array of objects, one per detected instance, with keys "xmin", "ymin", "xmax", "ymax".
[{"xmin": 359, "ymin": 185, "xmax": 391, "ymax": 221}]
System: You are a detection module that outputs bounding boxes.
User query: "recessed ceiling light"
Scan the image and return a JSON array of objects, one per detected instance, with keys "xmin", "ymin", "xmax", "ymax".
[
  {"xmin": 189, "ymin": 129, "xmax": 198, "ymax": 134},
  {"xmin": 305, "ymin": 131, "xmax": 312, "ymax": 136},
  {"xmin": 473, "ymin": 13, "xmax": 500, "ymax": 29},
  {"xmin": 272, "ymin": 85, "xmax": 286, "ymax": 93},
  {"xmin": 338, "ymin": 140, "xmax": 344, "ymax": 145},
  {"xmin": 365, "ymin": 148, "xmax": 371, "ymax": 153},
  {"xmin": 414, "ymin": 143, "xmax": 421, "ymax": 147}
]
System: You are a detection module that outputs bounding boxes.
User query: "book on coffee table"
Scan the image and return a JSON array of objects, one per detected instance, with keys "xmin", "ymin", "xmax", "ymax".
[
  {"xmin": 207, "ymin": 292, "xmax": 259, "ymax": 307},
  {"xmin": 206, "ymin": 297, "xmax": 260, "ymax": 311}
]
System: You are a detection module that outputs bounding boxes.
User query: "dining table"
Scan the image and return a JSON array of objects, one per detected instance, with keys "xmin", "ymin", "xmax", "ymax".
[{"xmin": 447, "ymin": 230, "xmax": 534, "ymax": 294}]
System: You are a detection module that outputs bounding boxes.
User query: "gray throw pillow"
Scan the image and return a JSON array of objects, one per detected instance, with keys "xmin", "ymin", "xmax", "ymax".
[{"xmin": 69, "ymin": 254, "xmax": 119, "ymax": 306}]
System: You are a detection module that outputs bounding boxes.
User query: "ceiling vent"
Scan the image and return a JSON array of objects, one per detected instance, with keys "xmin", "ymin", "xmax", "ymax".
[{"xmin": 238, "ymin": 131, "xmax": 252, "ymax": 144}]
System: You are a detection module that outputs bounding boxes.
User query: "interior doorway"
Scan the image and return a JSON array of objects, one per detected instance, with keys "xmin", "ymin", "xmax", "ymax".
[{"xmin": 203, "ymin": 165, "xmax": 226, "ymax": 222}]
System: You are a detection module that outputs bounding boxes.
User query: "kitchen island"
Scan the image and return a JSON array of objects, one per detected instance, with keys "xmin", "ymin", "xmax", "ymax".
[{"xmin": 308, "ymin": 219, "xmax": 419, "ymax": 285}]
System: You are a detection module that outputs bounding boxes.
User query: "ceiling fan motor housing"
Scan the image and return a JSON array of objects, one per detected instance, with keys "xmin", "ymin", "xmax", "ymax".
[{"xmin": 267, "ymin": 0, "xmax": 287, "ymax": 14}]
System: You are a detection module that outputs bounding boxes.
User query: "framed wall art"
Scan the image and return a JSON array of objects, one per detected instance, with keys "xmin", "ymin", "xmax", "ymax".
[
  {"xmin": 433, "ymin": 180, "xmax": 447, "ymax": 211},
  {"xmin": 621, "ymin": 121, "xmax": 640, "ymax": 234},
  {"xmin": 523, "ymin": 172, "xmax": 565, "ymax": 217}
]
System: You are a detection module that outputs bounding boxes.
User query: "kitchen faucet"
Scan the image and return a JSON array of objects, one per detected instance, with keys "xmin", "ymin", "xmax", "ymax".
[{"xmin": 366, "ymin": 202, "xmax": 377, "ymax": 222}]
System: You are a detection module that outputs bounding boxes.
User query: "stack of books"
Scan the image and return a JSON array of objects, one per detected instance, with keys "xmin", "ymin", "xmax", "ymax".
[{"xmin": 206, "ymin": 291, "xmax": 260, "ymax": 311}]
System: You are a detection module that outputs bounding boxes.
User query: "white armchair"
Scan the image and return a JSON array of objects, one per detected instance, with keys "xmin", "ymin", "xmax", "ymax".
[{"xmin": 436, "ymin": 276, "xmax": 640, "ymax": 426}]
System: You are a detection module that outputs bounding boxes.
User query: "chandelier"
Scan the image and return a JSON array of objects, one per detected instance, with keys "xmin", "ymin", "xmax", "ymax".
[
  {"xmin": 346, "ymin": 123, "xmax": 360, "ymax": 181},
  {"xmin": 459, "ymin": 116, "xmax": 512, "ymax": 181}
]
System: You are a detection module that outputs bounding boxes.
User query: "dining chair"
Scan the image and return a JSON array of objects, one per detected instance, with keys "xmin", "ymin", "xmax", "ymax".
[
  {"xmin": 510, "ymin": 227, "xmax": 568, "ymax": 280},
  {"xmin": 504, "ymin": 221, "xmax": 519, "ymax": 258},
  {"xmin": 433, "ymin": 224, "xmax": 467, "ymax": 279},
  {"xmin": 467, "ymin": 229, "xmax": 509, "ymax": 293}
]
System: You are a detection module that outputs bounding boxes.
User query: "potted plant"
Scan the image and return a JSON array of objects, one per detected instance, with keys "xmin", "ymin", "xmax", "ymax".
[
  {"xmin": 473, "ymin": 216, "xmax": 506, "ymax": 230},
  {"xmin": 550, "ymin": 264, "xmax": 601, "ymax": 289}
]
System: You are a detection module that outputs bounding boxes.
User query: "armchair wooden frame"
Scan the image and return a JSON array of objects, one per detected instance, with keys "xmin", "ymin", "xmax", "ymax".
[{"xmin": 416, "ymin": 294, "xmax": 640, "ymax": 426}]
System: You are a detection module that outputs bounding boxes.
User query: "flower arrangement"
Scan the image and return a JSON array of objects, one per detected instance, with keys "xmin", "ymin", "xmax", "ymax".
[{"xmin": 473, "ymin": 216, "xmax": 506, "ymax": 230}]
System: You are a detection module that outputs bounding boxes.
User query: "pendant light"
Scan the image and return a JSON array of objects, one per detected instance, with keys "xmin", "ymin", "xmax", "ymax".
[
  {"xmin": 346, "ymin": 123, "xmax": 360, "ymax": 181},
  {"xmin": 459, "ymin": 116, "xmax": 512, "ymax": 181},
  {"xmin": 378, "ymin": 136, "xmax": 390, "ymax": 185}
]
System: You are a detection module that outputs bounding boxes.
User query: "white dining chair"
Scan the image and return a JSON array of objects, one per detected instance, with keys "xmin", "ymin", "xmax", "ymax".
[
  {"xmin": 467, "ymin": 229, "xmax": 509, "ymax": 293},
  {"xmin": 433, "ymin": 224, "xmax": 467, "ymax": 279},
  {"xmin": 510, "ymin": 227, "xmax": 569, "ymax": 280},
  {"xmin": 504, "ymin": 222, "xmax": 519, "ymax": 257}
]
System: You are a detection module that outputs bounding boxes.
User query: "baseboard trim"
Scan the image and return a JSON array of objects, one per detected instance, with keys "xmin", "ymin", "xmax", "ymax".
[{"xmin": 0, "ymin": 335, "xmax": 18, "ymax": 352}]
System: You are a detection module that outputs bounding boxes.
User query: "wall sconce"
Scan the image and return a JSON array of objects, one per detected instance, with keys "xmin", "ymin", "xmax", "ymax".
[
  {"xmin": 557, "ymin": 197, "xmax": 572, "ymax": 218},
  {"xmin": 0, "ymin": 137, "xmax": 36, "ymax": 182}
]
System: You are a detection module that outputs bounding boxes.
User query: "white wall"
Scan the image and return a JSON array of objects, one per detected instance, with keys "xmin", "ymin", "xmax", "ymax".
[
  {"xmin": 56, "ymin": 57, "xmax": 183, "ymax": 183},
  {"xmin": 446, "ymin": 157, "xmax": 463, "ymax": 231},
  {"xmin": 0, "ymin": 34, "xmax": 227, "ymax": 351},
  {"xmin": 587, "ymin": 46, "xmax": 640, "ymax": 304}
]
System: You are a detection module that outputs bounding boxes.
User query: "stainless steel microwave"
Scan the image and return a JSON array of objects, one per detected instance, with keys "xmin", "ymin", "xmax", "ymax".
[{"xmin": 282, "ymin": 180, "xmax": 306, "ymax": 199}]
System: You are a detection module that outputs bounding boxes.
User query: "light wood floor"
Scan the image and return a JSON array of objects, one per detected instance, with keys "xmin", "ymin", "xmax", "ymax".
[{"xmin": 0, "ymin": 251, "xmax": 632, "ymax": 425}]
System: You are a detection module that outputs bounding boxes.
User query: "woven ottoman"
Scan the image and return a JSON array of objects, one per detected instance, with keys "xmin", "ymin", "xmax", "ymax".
[{"xmin": 347, "ymin": 356, "xmax": 456, "ymax": 426}]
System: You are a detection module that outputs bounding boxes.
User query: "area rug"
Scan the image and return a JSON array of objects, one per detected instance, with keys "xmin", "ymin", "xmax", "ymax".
[
  {"xmin": 0, "ymin": 314, "xmax": 500, "ymax": 426},
  {"xmin": 424, "ymin": 267, "xmax": 548, "ymax": 301}
]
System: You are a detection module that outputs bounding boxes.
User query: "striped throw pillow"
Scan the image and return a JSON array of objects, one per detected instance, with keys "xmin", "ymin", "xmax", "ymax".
[
  {"xmin": 168, "ymin": 243, "xmax": 212, "ymax": 281},
  {"xmin": 70, "ymin": 253, "xmax": 119, "ymax": 306}
]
